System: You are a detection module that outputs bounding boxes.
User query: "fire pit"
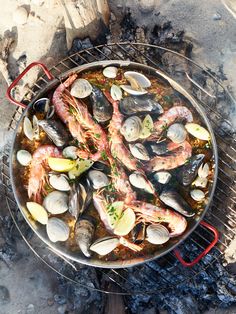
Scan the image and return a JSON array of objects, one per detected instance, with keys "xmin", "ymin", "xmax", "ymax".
[{"xmin": 2, "ymin": 43, "xmax": 236, "ymax": 313}]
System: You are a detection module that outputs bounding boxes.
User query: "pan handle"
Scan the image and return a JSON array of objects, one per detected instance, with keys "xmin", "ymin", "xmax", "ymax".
[
  {"xmin": 174, "ymin": 221, "xmax": 219, "ymax": 267},
  {"xmin": 6, "ymin": 62, "xmax": 54, "ymax": 109}
]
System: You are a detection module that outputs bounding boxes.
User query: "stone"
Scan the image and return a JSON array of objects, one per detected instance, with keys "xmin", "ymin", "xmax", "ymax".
[
  {"xmin": 57, "ymin": 304, "xmax": 67, "ymax": 314},
  {"xmin": 0, "ymin": 286, "xmax": 10, "ymax": 305},
  {"xmin": 213, "ymin": 12, "xmax": 222, "ymax": 20},
  {"xmin": 13, "ymin": 7, "xmax": 28, "ymax": 25},
  {"xmin": 138, "ymin": 0, "xmax": 156, "ymax": 13},
  {"xmin": 26, "ymin": 303, "xmax": 35, "ymax": 313}
]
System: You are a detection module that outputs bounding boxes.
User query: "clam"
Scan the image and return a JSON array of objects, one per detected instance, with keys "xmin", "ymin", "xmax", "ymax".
[
  {"xmin": 62, "ymin": 146, "xmax": 78, "ymax": 160},
  {"xmin": 146, "ymin": 224, "xmax": 170, "ymax": 245},
  {"xmin": 129, "ymin": 143, "xmax": 150, "ymax": 161},
  {"xmin": 75, "ymin": 216, "xmax": 95, "ymax": 257},
  {"xmin": 70, "ymin": 78, "xmax": 93, "ymax": 98},
  {"xmin": 190, "ymin": 189, "xmax": 205, "ymax": 201},
  {"xmin": 110, "ymin": 84, "xmax": 122, "ymax": 101},
  {"xmin": 176, "ymin": 154, "xmax": 205, "ymax": 186},
  {"xmin": 90, "ymin": 86, "xmax": 113, "ymax": 123},
  {"xmin": 185, "ymin": 123, "xmax": 211, "ymax": 141},
  {"xmin": 26, "ymin": 202, "xmax": 48, "ymax": 225},
  {"xmin": 88, "ymin": 170, "xmax": 110, "ymax": 189},
  {"xmin": 160, "ymin": 188, "xmax": 195, "ymax": 217},
  {"xmin": 192, "ymin": 176, "xmax": 208, "ymax": 188},
  {"xmin": 120, "ymin": 116, "xmax": 142, "ymax": 142},
  {"xmin": 167, "ymin": 123, "xmax": 187, "ymax": 143},
  {"xmin": 38, "ymin": 119, "xmax": 71, "ymax": 147},
  {"xmin": 69, "ymin": 179, "xmax": 92, "ymax": 220},
  {"xmin": 49, "ymin": 174, "xmax": 70, "ymax": 191},
  {"xmin": 43, "ymin": 191, "xmax": 69, "ymax": 214},
  {"xmin": 129, "ymin": 171, "xmax": 155, "ymax": 194},
  {"xmin": 103, "ymin": 66, "xmax": 118, "ymax": 78},
  {"xmin": 46, "ymin": 217, "xmax": 70, "ymax": 243},
  {"xmin": 16, "ymin": 150, "xmax": 32, "ymax": 166},
  {"xmin": 90, "ymin": 237, "xmax": 119, "ymax": 256},
  {"xmin": 33, "ymin": 115, "xmax": 40, "ymax": 140},
  {"xmin": 23, "ymin": 116, "xmax": 34, "ymax": 141},
  {"xmin": 121, "ymin": 71, "xmax": 151, "ymax": 95},
  {"xmin": 153, "ymin": 171, "xmax": 172, "ymax": 184},
  {"xmin": 119, "ymin": 95, "xmax": 163, "ymax": 116},
  {"xmin": 198, "ymin": 163, "xmax": 210, "ymax": 178}
]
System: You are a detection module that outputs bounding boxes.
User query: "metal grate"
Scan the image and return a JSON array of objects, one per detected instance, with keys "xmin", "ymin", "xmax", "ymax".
[{"xmin": 2, "ymin": 42, "xmax": 236, "ymax": 295}]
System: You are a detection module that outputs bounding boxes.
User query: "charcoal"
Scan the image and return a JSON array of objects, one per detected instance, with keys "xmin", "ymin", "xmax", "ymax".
[{"xmin": 0, "ymin": 286, "xmax": 10, "ymax": 305}]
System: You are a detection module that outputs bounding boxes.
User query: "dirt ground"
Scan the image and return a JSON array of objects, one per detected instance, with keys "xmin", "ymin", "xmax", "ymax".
[{"xmin": 0, "ymin": 0, "xmax": 236, "ymax": 313}]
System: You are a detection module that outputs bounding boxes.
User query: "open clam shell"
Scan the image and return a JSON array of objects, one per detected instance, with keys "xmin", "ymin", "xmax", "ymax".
[
  {"xmin": 70, "ymin": 78, "xmax": 93, "ymax": 98},
  {"xmin": 121, "ymin": 71, "xmax": 151, "ymax": 95},
  {"xmin": 46, "ymin": 218, "xmax": 70, "ymax": 243},
  {"xmin": 129, "ymin": 143, "xmax": 150, "ymax": 161}
]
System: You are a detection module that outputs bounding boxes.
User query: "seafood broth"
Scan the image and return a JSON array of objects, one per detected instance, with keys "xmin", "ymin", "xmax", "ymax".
[{"xmin": 12, "ymin": 65, "xmax": 216, "ymax": 264}]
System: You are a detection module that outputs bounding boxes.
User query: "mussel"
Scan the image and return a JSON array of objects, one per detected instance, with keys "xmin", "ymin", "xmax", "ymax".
[
  {"xmin": 129, "ymin": 143, "xmax": 150, "ymax": 161},
  {"xmin": 90, "ymin": 86, "xmax": 113, "ymax": 123},
  {"xmin": 69, "ymin": 178, "xmax": 92, "ymax": 220},
  {"xmin": 146, "ymin": 140, "xmax": 172, "ymax": 156},
  {"xmin": 176, "ymin": 154, "xmax": 205, "ymax": 186},
  {"xmin": 38, "ymin": 119, "xmax": 71, "ymax": 147},
  {"xmin": 131, "ymin": 222, "xmax": 146, "ymax": 244},
  {"xmin": 119, "ymin": 94, "xmax": 163, "ymax": 116},
  {"xmin": 153, "ymin": 171, "xmax": 172, "ymax": 184},
  {"xmin": 33, "ymin": 98, "xmax": 54, "ymax": 119},
  {"xmin": 146, "ymin": 224, "xmax": 170, "ymax": 245},
  {"xmin": 160, "ymin": 189, "xmax": 195, "ymax": 217},
  {"xmin": 90, "ymin": 236, "xmax": 119, "ymax": 256},
  {"xmin": 75, "ymin": 216, "xmax": 95, "ymax": 257},
  {"xmin": 167, "ymin": 123, "xmax": 187, "ymax": 143},
  {"xmin": 120, "ymin": 116, "xmax": 142, "ymax": 142}
]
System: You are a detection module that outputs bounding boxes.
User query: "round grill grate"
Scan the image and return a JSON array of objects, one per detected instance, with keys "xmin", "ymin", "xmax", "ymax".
[{"xmin": 2, "ymin": 43, "xmax": 236, "ymax": 295}]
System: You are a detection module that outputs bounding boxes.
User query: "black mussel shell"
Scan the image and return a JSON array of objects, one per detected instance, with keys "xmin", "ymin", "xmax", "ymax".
[
  {"xmin": 145, "ymin": 140, "xmax": 171, "ymax": 156},
  {"xmin": 131, "ymin": 222, "xmax": 146, "ymax": 244},
  {"xmin": 176, "ymin": 154, "xmax": 205, "ymax": 186},
  {"xmin": 160, "ymin": 188, "xmax": 195, "ymax": 217},
  {"xmin": 91, "ymin": 161, "xmax": 111, "ymax": 174},
  {"xmin": 119, "ymin": 94, "xmax": 163, "ymax": 116},
  {"xmin": 90, "ymin": 86, "xmax": 113, "ymax": 123},
  {"xmin": 38, "ymin": 119, "xmax": 71, "ymax": 147},
  {"xmin": 75, "ymin": 215, "xmax": 96, "ymax": 258},
  {"xmin": 33, "ymin": 98, "xmax": 50, "ymax": 113}
]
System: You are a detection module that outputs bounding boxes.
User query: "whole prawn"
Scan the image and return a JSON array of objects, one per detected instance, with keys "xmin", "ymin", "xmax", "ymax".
[
  {"xmin": 130, "ymin": 201, "xmax": 187, "ymax": 237},
  {"xmin": 105, "ymin": 91, "xmax": 139, "ymax": 171},
  {"xmin": 52, "ymin": 74, "xmax": 85, "ymax": 143},
  {"xmin": 62, "ymin": 93, "xmax": 109, "ymax": 161},
  {"xmin": 28, "ymin": 145, "xmax": 62, "ymax": 203},
  {"xmin": 146, "ymin": 140, "xmax": 192, "ymax": 172}
]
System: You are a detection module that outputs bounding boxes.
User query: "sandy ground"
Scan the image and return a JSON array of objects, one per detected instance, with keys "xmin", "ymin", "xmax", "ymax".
[{"xmin": 0, "ymin": 0, "xmax": 236, "ymax": 313}]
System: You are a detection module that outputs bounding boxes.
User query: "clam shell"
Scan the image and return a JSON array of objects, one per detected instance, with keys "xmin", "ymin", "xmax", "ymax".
[
  {"xmin": 198, "ymin": 163, "xmax": 210, "ymax": 178},
  {"xmin": 146, "ymin": 224, "xmax": 170, "ymax": 245},
  {"xmin": 121, "ymin": 85, "xmax": 147, "ymax": 96},
  {"xmin": 120, "ymin": 116, "xmax": 142, "ymax": 142},
  {"xmin": 110, "ymin": 84, "xmax": 122, "ymax": 100},
  {"xmin": 167, "ymin": 123, "xmax": 187, "ymax": 143},
  {"xmin": 49, "ymin": 174, "xmax": 70, "ymax": 191},
  {"xmin": 70, "ymin": 79, "xmax": 92, "ymax": 98},
  {"xmin": 129, "ymin": 171, "xmax": 155, "ymax": 194},
  {"xmin": 23, "ymin": 117, "xmax": 34, "ymax": 141},
  {"xmin": 129, "ymin": 143, "xmax": 150, "ymax": 161},
  {"xmin": 153, "ymin": 171, "xmax": 171, "ymax": 184},
  {"xmin": 192, "ymin": 176, "xmax": 208, "ymax": 188},
  {"xmin": 88, "ymin": 170, "xmax": 110, "ymax": 189},
  {"xmin": 62, "ymin": 146, "xmax": 78, "ymax": 160},
  {"xmin": 43, "ymin": 191, "xmax": 69, "ymax": 214},
  {"xmin": 16, "ymin": 150, "xmax": 32, "ymax": 166},
  {"xmin": 190, "ymin": 189, "xmax": 205, "ymax": 201},
  {"xmin": 103, "ymin": 66, "xmax": 118, "ymax": 78},
  {"xmin": 124, "ymin": 71, "xmax": 151, "ymax": 88},
  {"xmin": 46, "ymin": 217, "xmax": 70, "ymax": 243},
  {"xmin": 90, "ymin": 237, "xmax": 119, "ymax": 256}
]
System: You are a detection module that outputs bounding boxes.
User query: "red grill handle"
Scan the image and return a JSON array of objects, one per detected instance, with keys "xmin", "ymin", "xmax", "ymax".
[
  {"xmin": 6, "ymin": 62, "xmax": 54, "ymax": 109},
  {"xmin": 174, "ymin": 221, "xmax": 219, "ymax": 267}
]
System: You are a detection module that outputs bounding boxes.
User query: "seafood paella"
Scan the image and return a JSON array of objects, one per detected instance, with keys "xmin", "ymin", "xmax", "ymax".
[{"xmin": 14, "ymin": 64, "xmax": 215, "ymax": 262}]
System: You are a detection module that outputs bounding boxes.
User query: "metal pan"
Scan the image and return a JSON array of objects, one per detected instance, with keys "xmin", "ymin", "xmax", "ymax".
[{"xmin": 7, "ymin": 60, "xmax": 219, "ymax": 268}]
